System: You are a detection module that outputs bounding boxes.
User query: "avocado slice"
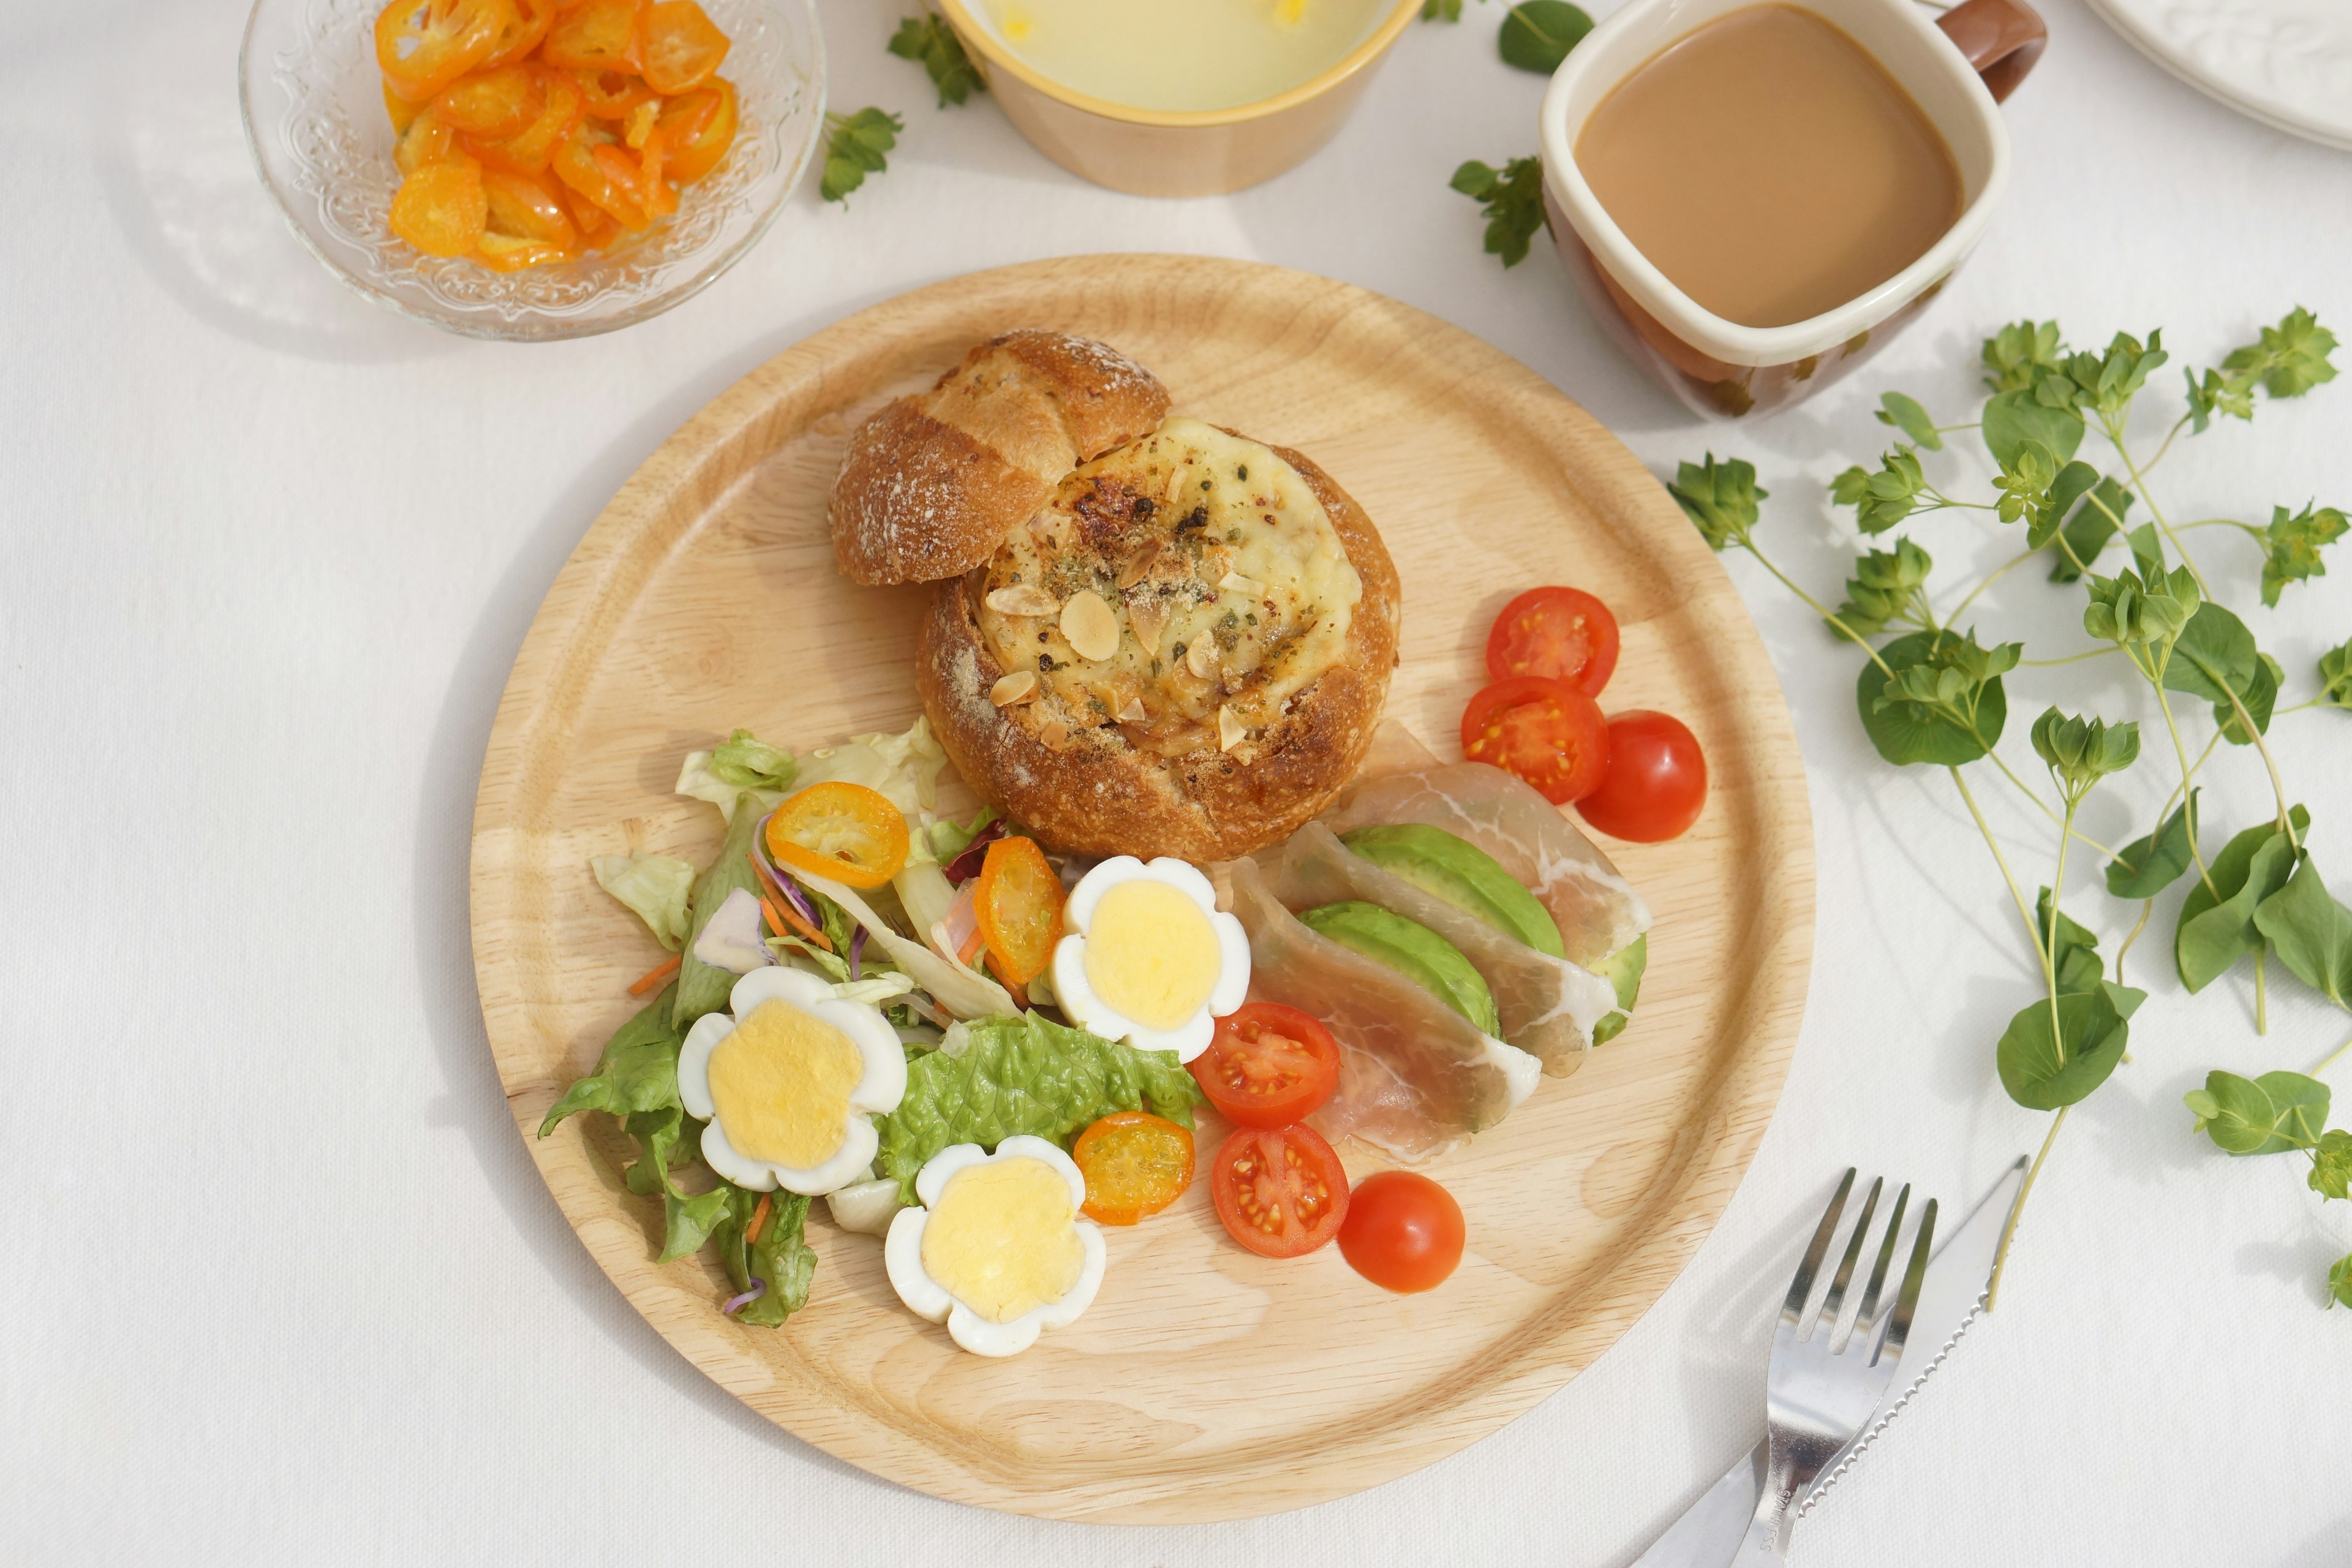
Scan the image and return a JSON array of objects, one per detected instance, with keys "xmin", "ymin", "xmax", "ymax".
[
  {"xmin": 1298, "ymin": 900, "xmax": 1501, "ymax": 1035},
  {"xmin": 1339, "ymin": 823, "xmax": 1566, "ymax": 959},
  {"xmin": 1587, "ymin": 933, "xmax": 1648, "ymax": 1046}
]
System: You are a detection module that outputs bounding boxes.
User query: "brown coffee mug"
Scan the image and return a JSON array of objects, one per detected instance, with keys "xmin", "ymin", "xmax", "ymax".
[{"xmin": 1539, "ymin": 0, "xmax": 2047, "ymax": 419}]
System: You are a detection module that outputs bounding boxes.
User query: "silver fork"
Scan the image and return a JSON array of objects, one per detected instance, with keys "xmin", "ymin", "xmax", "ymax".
[{"xmin": 1733, "ymin": 1170, "xmax": 1937, "ymax": 1565}]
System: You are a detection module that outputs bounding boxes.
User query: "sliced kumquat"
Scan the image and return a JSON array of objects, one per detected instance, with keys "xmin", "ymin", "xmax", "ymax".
[
  {"xmin": 554, "ymin": 121, "xmax": 648, "ymax": 226},
  {"xmin": 657, "ymin": 75, "xmax": 734, "ymax": 184},
  {"xmin": 481, "ymin": 0, "xmax": 555, "ymax": 66},
  {"xmin": 639, "ymin": 0, "xmax": 729, "ymax": 93},
  {"xmin": 576, "ymin": 66, "xmax": 657, "ymax": 119},
  {"xmin": 1072, "ymin": 1112, "xmax": 1195, "ymax": 1226},
  {"xmin": 384, "ymin": 80, "xmax": 429, "ymax": 132},
  {"xmin": 434, "ymin": 61, "xmax": 542, "ymax": 136},
  {"xmin": 543, "ymin": 0, "xmax": 644, "ymax": 71},
  {"xmin": 394, "ymin": 108, "xmax": 458, "ymax": 175},
  {"xmin": 375, "ymin": 0, "xmax": 511, "ymax": 100},
  {"xmin": 481, "ymin": 165, "xmax": 579, "ymax": 248},
  {"xmin": 764, "ymin": 782, "xmax": 911, "ymax": 891},
  {"xmin": 622, "ymin": 97, "xmax": 660, "ymax": 149},
  {"xmin": 389, "ymin": 155, "xmax": 489, "ymax": 256},
  {"xmin": 971, "ymin": 836, "xmax": 1063, "ymax": 986},
  {"xmin": 468, "ymin": 61, "xmax": 583, "ymax": 173}
]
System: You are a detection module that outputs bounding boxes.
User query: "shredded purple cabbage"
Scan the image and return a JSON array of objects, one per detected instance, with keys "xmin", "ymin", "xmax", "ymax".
[
  {"xmin": 943, "ymin": 819, "xmax": 1008, "ymax": 885},
  {"xmin": 849, "ymin": 926, "xmax": 867, "ymax": 980},
  {"xmin": 721, "ymin": 1276, "xmax": 767, "ymax": 1315}
]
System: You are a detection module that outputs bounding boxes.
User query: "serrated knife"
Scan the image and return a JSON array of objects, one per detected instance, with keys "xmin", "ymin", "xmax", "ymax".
[{"xmin": 1628, "ymin": 1155, "xmax": 2029, "ymax": 1567}]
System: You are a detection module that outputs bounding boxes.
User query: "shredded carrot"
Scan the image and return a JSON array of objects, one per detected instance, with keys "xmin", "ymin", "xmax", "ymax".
[
  {"xmin": 747, "ymin": 1191, "xmax": 772, "ymax": 1245},
  {"xmin": 627, "ymin": 954, "xmax": 682, "ymax": 996},
  {"xmin": 957, "ymin": 925, "xmax": 986, "ymax": 968},
  {"xmin": 983, "ymin": 949, "xmax": 1028, "ymax": 1009},
  {"xmin": 750, "ymin": 853, "xmax": 834, "ymax": 952}
]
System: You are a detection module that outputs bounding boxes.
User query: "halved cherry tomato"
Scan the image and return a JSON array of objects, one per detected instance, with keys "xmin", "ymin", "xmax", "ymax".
[
  {"xmin": 394, "ymin": 108, "xmax": 458, "ymax": 175},
  {"xmin": 971, "ymin": 835, "xmax": 1062, "ymax": 986},
  {"xmin": 1486, "ymin": 586, "xmax": 1620, "ymax": 696},
  {"xmin": 657, "ymin": 76, "xmax": 735, "ymax": 184},
  {"xmin": 469, "ymin": 62, "xmax": 584, "ymax": 173},
  {"xmin": 543, "ymin": 0, "xmax": 643, "ymax": 71},
  {"xmin": 481, "ymin": 0, "xmax": 554, "ymax": 66},
  {"xmin": 640, "ymin": 0, "xmax": 729, "ymax": 92},
  {"xmin": 1461, "ymin": 675, "xmax": 1611, "ymax": 804},
  {"xmin": 552, "ymin": 119, "xmax": 648, "ymax": 226},
  {"xmin": 388, "ymin": 155, "xmax": 488, "ymax": 257},
  {"xmin": 1191, "ymin": 1003, "xmax": 1341, "ymax": 1129},
  {"xmin": 1576, "ymin": 710, "xmax": 1708, "ymax": 842},
  {"xmin": 375, "ymin": 0, "xmax": 513, "ymax": 101},
  {"xmin": 1209, "ymin": 1123, "xmax": 1349, "ymax": 1259},
  {"xmin": 433, "ymin": 62, "xmax": 541, "ymax": 137},
  {"xmin": 764, "ymin": 782, "xmax": 910, "ymax": 889},
  {"xmin": 576, "ymin": 66, "xmax": 657, "ymax": 119},
  {"xmin": 1337, "ymin": 1171, "xmax": 1464, "ymax": 1293},
  {"xmin": 481, "ymin": 165, "xmax": 578, "ymax": 249},
  {"xmin": 1072, "ymin": 1112, "xmax": 1194, "ymax": 1226}
]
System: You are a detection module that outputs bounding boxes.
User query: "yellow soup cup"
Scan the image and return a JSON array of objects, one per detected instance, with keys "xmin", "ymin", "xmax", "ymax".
[{"xmin": 937, "ymin": 0, "xmax": 1423, "ymax": 197}]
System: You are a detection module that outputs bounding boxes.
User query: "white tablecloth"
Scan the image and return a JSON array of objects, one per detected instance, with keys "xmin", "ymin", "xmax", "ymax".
[{"xmin": 7, "ymin": 1, "xmax": 2350, "ymax": 1561}]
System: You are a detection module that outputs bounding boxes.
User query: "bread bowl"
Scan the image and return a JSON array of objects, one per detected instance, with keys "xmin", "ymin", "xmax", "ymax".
[
  {"xmin": 830, "ymin": 330, "xmax": 1171, "ymax": 586},
  {"xmin": 916, "ymin": 416, "xmax": 1401, "ymax": 860}
]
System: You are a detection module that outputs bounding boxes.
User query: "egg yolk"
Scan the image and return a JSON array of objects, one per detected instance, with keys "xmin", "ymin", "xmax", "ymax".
[
  {"xmin": 921, "ymin": 1158, "xmax": 1087, "ymax": 1323},
  {"xmin": 706, "ymin": 1000, "xmax": 865, "ymax": 1171},
  {"xmin": 1081, "ymin": 878, "xmax": 1220, "ymax": 1032}
]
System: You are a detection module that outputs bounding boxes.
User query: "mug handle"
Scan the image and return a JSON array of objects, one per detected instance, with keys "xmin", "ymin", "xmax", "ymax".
[{"xmin": 1936, "ymin": 0, "xmax": 2047, "ymax": 104}]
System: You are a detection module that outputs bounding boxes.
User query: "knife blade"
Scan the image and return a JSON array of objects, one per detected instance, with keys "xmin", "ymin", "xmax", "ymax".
[{"xmin": 1627, "ymin": 1156, "xmax": 2029, "ymax": 1567}]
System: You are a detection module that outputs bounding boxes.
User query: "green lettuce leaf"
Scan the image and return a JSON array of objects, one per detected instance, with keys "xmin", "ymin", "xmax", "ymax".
[
  {"xmin": 873, "ymin": 1012, "xmax": 1204, "ymax": 1201},
  {"xmin": 538, "ymin": 984, "xmax": 685, "ymax": 1134},
  {"xmin": 590, "ymin": 853, "xmax": 696, "ymax": 951},
  {"xmin": 713, "ymin": 1184, "xmax": 817, "ymax": 1327},
  {"xmin": 674, "ymin": 804, "xmax": 767, "ymax": 1028},
  {"xmin": 676, "ymin": 730, "xmax": 797, "ymax": 824}
]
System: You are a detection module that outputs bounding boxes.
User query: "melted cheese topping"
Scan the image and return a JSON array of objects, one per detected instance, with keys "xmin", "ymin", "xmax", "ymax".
[
  {"xmin": 920, "ymin": 1158, "xmax": 1087, "ymax": 1323},
  {"xmin": 706, "ymin": 1001, "xmax": 865, "ymax": 1170},
  {"xmin": 976, "ymin": 417, "xmax": 1362, "ymax": 760},
  {"xmin": 1082, "ymin": 878, "xmax": 1221, "ymax": 1030}
]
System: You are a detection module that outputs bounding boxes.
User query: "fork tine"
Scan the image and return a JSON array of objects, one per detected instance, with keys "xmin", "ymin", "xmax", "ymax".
[
  {"xmin": 1874, "ymin": 1196, "xmax": 1939, "ymax": 1367},
  {"xmin": 1853, "ymin": 1182, "xmax": 1911, "ymax": 1337},
  {"xmin": 1813, "ymin": 1176, "xmax": 1882, "ymax": 1337},
  {"xmin": 1781, "ymin": 1168, "xmax": 1855, "ymax": 1326}
]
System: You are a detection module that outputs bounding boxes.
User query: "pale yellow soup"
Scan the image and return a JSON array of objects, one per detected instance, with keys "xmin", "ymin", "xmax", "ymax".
[{"xmin": 981, "ymin": 0, "xmax": 1392, "ymax": 113}]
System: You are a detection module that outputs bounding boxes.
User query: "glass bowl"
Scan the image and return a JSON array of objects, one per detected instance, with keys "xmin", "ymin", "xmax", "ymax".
[{"xmin": 239, "ymin": 0, "xmax": 826, "ymax": 341}]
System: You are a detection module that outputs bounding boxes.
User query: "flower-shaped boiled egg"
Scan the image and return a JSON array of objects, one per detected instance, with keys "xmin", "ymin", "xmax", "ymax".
[
  {"xmin": 1048, "ymin": 856, "xmax": 1250, "ymax": 1063},
  {"xmin": 678, "ymin": 967, "xmax": 907, "ymax": 1196},
  {"xmin": 884, "ymin": 1137, "xmax": 1107, "ymax": 1357}
]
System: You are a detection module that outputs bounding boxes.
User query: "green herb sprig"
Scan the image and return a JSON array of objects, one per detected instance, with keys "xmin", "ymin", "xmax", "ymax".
[
  {"xmin": 821, "ymin": 108, "xmax": 903, "ymax": 203},
  {"xmin": 888, "ymin": 14, "xmax": 984, "ymax": 107},
  {"xmin": 1449, "ymin": 156, "xmax": 1547, "ymax": 268},
  {"xmin": 1673, "ymin": 309, "xmax": 2352, "ymax": 1310},
  {"xmin": 1498, "ymin": 0, "xmax": 1591, "ymax": 72}
]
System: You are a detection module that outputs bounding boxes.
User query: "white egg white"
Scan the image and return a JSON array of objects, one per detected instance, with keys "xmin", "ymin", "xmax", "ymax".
[
  {"xmin": 1048, "ymin": 856, "xmax": 1251, "ymax": 1063},
  {"xmin": 884, "ymin": 1137, "xmax": 1107, "ymax": 1357},
  {"xmin": 677, "ymin": 967, "xmax": 908, "ymax": 1196}
]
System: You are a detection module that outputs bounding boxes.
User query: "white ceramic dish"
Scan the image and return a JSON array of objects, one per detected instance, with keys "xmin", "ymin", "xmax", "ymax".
[{"xmin": 2085, "ymin": 0, "xmax": 2352, "ymax": 153}]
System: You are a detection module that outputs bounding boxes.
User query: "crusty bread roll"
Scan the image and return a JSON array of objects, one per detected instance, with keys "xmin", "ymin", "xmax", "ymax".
[
  {"xmin": 917, "ymin": 417, "xmax": 1401, "ymax": 862},
  {"xmin": 830, "ymin": 330, "xmax": 1171, "ymax": 586}
]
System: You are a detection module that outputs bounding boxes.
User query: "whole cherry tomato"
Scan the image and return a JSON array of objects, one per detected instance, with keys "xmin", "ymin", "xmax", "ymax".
[
  {"xmin": 1189, "ymin": 1003, "xmax": 1341, "ymax": 1129},
  {"xmin": 1576, "ymin": 710, "xmax": 1708, "ymax": 842},
  {"xmin": 1338, "ymin": 1171, "xmax": 1465, "ymax": 1293},
  {"xmin": 1461, "ymin": 675, "xmax": 1611, "ymax": 804},
  {"xmin": 1209, "ymin": 1123, "xmax": 1349, "ymax": 1259},
  {"xmin": 1486, "ymin": 586, "xmax": 1620, "ymax": 696}
]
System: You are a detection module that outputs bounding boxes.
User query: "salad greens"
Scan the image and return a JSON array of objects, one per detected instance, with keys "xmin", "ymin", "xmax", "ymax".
[
  {"xmin": 1673, "ymin": 308, "xmax": 2352, "ymax": 1311},
  {"xmin": 874, "ymin": 1012, "xmax": 1202, "ymax": 1202},
  {"xmin": 674, "ymin": 801, "xmax": 768, "ymax": 1028},
  {"xmin": 590, "ymin": 854, "xmax": 695, "ymax": 951}
]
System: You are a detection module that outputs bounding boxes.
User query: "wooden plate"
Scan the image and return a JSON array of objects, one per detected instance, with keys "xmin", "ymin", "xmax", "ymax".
[{"xmin": 470, "ymin": 254, "xmax": 1812, "ymax": 1522}]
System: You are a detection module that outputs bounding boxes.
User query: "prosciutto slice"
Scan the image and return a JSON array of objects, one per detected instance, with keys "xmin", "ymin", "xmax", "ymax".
[
  {"xmin": 1258, "ymin": 821, "xmax": 1616, "ymax": 1075},
  {"xmin": 1321, "ymin": 760, "xmax": 1651, "ymax": 970},
  {"xmin": 1216, "ymin": 856, "xmax": 1539, "ymax": 1163}
]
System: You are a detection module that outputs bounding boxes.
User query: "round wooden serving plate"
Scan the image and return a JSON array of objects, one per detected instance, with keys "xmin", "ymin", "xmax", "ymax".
[{"xmin": 470, "ymin": 254, "xmax": 1812, "ymax": 1522}]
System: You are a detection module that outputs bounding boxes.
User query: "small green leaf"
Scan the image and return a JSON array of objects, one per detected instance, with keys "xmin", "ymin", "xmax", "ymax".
[
  {"xmin": 1992, "ymin": 443, "xmax": 2059, "ymax": 530},
  {"xmin": 886, "ymin": 15, "xmax": 985, "ymax": 106},
  {"xmin": 1422, "ymin": 0, "xmax": 1464, "ymax": 17},
  {"xmin": 2175, "ymin": 809, "xmax": 2309, "ymax": 992},
  {"xmin": 2084, "ymin": 564, "xmax": 2199, "ymax": 649},
  {"xmin": 2064, "ymin": 330, "xmax": 2168, "ymax": 420},
  {"xmin": 1875, "ymin": 392, "xmax": 1943, "ymax": 451},
  {"xmin": 2048, "ymin": 475, "xmax": 2134, "ymax": 582},
  {"xmin": 538, "ymin": 984, "xmax": 685, "ymax": 1136},
  {"xmin": 2030, "ymin": 707, "xmax": 2139, "ymax": 797},
  {"xmin": 1856, "ymin": 630, "xmax": 2013, "ymax": 766},
  {"xmin": 2223, "ymin": 306, "xmax": 2338, "ymax": 399},
  {"xmin": 1835, "ymin": 447, "xmax": 1932, "ymax": 535},
  {"xmin": 2184, "ymin": 366, "xmax": 2257, "ymax": 433},
  {"xmin": 2127, "ymin": 521, "xmax": 2165, "ymax": 581},
  {"xmin": 2185, "ymin": 1070, "xmax": 2283, "ymax": 1154},
  {"xmin": 820, "ymin": 108, "xmax": 903, "ymax": 203},
  {"xmin": 1836, "ymin": 537, "xmax": 1933, "ymax": 636},
  {"xmin": 1498, "ymin": 0, "xmax": 1592, "ymax": 71},
  {"xmin": 2311, "ymin": 1131, "xmax": 2352, "ymax": 1200},
  {"xmin": 2260, "ymin": 502, "xmax": 2346, "ymax": 607},
  {"xmin": 2162, "ymin": 601, "xmax": 2259, "ymax": 706},
  {"xmin": 2106, "ymin": 790, "xmax": 2199, "ymax": 899},
  {"xmin": 2216, "ymin": 652, "xmax": 2281, "ymax": 745},
  {"xmin": 1997, "ymin": 986, "xmax": 2129, "ymax": 1110},
  {"xmin": 2257, "ymin": 1071, "xmax": 2332, "ymax": 1151},
  {"xmin": 1450, "ymin": 154, "xmax": 1547, "ymax": 266},
  {"xmin": 2331, "ymin": 1251, "xmax": 2352, "ymax": 1308},
  {"xmin": 2253, "ymin": 855, "xmax": 2352, "ymax": 1006},
  {"xmin": 1983, "ymin": 388, "xmax": 2084, "ymax": 469},
  {"xmin": 2322, "ymin": 638, "xmax": 2352, "ymax": 712},
  {"xmin": 660, "ymin": 1183, "xmax": 733, "ymax": 1262},
  {"xmin": 2035, "ymin": 886, "xmax": 2106, "ymax": 996},
  {"xmin": 1983, "ymin": 320, "xmax": 2065, "ymax": 394},
  {"xmin": 1668, "ymin": 454, "xmax": 1767, "ymax": 550}
]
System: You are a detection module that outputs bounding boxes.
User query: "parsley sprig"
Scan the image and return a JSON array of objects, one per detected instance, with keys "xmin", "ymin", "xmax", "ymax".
[
  {"xmin": 888, "ymin": 13, "xmax": 984, "ymax": 107},
  {"xmin": 820, "ymin": 108, "xmax": 903, "ymax": 203},
  {"xmin": 1673, "ymin": 309, "xmax": 2352, "ymax": 1310},
  {"xmin": 1449, "ymin": 156, "xmax": 1547, "ymax": 268}
]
